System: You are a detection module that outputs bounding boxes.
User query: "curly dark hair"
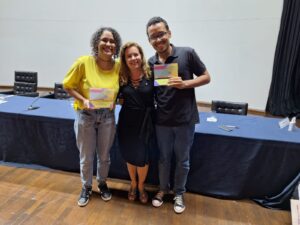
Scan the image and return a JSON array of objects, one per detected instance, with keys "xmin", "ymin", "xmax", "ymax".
[
  {"xmin": 146, "ymin": 16, "xmax": 169, "ymax": 36},
  {"xmin": 90, "ymin": 27, "xmax": 122, "ymax": 58}
]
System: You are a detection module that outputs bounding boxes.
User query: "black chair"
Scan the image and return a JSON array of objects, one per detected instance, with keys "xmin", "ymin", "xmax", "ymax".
[
  {"xmin": 0, "ymin": 71, "xmax": 39, "ymax": 97},
  {"xmin": 43, "ymin": 82, "xmax": 70, "ymax": 99},
  {"xmin": 211, "ymin": 100, "xmax": 248, "ymax": 115},
  {"xmin": 54, "ymin": 83, "xmax": 70, "ymax": 99}
]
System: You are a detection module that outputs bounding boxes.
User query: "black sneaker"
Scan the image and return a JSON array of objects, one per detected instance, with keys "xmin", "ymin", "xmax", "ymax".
[
  {"xmin": 78, "ymin": 187, "xmax": 92, "ymax": 207},
  {"xmin": 98, "ymin": 182, "xmax": 112, "ymax": 201},
  {"xmin": 173, "ymin": 194, "xmax": 185, "ymax": 214}
]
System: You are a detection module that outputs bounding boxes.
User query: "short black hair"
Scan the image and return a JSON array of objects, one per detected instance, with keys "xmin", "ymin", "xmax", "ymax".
[
  {"xmin": 90, "ymin": 27, "xmax": 122, "ymax": 58},
  {"xmin": 146, "ymin": 16, "xmax": 169, "ymax": 35}
]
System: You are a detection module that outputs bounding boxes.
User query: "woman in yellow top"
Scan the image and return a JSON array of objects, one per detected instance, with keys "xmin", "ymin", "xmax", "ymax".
[{"xmin": 63, "ymin": 27, "xmax": 122, "ymax": 207}]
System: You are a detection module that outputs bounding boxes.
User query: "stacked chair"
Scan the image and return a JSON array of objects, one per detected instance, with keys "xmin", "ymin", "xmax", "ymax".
[{"xmin": 0, "ymin": 71, "xmax": 38, "ymax": 97}]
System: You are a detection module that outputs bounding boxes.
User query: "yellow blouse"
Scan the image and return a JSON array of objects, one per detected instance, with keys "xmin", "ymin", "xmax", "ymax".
[{"xmin": 63, "ymin": 56, "xmax": 120, "ymax": 110}]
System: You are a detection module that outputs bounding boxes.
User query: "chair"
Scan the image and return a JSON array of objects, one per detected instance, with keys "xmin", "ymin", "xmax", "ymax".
[
  {"xmin": 54, "ymin": 82, "xmax": 70, "ymax": 99},
  {"xmin": 0, "ymin": 71, "xmax": 39, "ymax": 97},
  {"xmin": 211, "ymin": 100, "xmax": 248, "ymax": 115},
  {"xmin": 42, "ymin": 82, "xmax": 70, "ymax": 99}
]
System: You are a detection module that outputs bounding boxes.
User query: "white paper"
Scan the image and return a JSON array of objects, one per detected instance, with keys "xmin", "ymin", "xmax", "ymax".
[
  {"xmin": 288, "ymin": 117, "xmax": 297, "ymax": 132},
  {"xmin": 207, "ymin": 116, "xmax": 218, "ymax": 122},
  {"xmin": 291, "ymin": 199, "xmax": 300, "ymax": 225},
  {"xmin": 0, "ymin": 99, "xmax": 7, "ymax": 104},
  {"xmin": 0, "ymin": 95, "xmax": 14, "ymax": 100},
  {"xmin": 288, "ymin": 122, "xmax": 295, "ymax": 132},
  {"xmin": 279, "ymin": 117, "xmax": 290, "ymax": 129}
]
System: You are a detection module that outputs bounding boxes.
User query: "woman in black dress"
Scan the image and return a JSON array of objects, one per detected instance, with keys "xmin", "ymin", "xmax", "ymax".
[{"xmin": 118, "ymin": 42, "xmax": 154, "ymax": 203}]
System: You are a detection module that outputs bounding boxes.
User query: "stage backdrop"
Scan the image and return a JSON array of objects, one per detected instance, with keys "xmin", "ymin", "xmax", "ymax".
[{"xmin": 0, "ymin": 0, "xmax": 283, "ymax": 110}]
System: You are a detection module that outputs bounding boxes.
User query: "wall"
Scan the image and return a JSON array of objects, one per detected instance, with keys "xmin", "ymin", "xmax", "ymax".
[{"xmin": 0, "ymin": 0, "xmax": 283, "ymax": 110}]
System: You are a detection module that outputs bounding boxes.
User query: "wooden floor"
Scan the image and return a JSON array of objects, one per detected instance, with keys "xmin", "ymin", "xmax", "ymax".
[{"xmin": 0, "ymin": 165, "xmax": 291, "ymax": 225}]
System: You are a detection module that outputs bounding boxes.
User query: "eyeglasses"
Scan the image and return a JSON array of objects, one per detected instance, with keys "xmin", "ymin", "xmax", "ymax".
[{"xmin": 149, "ymin": 31, "xmax": 168, "ymax": 42}]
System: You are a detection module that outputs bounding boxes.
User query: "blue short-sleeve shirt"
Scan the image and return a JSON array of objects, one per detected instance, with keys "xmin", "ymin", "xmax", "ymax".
[{"xmin": 148, "ymin": 44, "xmax": 206, "ymax": 126}]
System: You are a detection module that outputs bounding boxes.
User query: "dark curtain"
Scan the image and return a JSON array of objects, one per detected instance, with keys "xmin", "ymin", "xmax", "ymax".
[{"xmin": 266, "ymin": 0, "xmax": 300, "ymax": 117}]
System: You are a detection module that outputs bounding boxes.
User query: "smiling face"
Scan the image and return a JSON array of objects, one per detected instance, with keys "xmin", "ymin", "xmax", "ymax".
[
  {"xmin": 97, "ymin": 30, "xmax": 116, "ymax": 60},
  {"xmin": 125, "ymin": 46, "xmax": 142, "ymax": 73},
  {"xmin": 147, "ymin": 22, "xmax": 171, "ymax": 55}
]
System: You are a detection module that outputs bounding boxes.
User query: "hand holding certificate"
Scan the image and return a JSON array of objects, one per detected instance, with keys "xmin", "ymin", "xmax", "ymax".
[
  {"xmin": 89, "ymin": 88, "xmax": 115, "ymax": 109},
  {"xmin": 154, "ymin": 63, "xmax": 178, "ymax": 86}
]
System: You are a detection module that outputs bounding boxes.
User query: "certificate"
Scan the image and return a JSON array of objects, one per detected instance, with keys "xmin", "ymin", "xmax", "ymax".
[
  {"xmin": 89, "ymin": 88, "xmax": 115, "ymax": 109},
  {"xmin": 154, "ymin": 63, "xmax": 178, "ymax": 86}
]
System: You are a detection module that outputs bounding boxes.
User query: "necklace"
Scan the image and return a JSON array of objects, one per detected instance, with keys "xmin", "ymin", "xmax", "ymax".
[{"xmin": 130, "ymin": 74, "xmax": 143, "ymax": 89}]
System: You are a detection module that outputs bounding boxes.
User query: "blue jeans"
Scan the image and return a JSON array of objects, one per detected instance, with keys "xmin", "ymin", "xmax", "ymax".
[
  {"xmin": 74, "ymin": 109, "xmax": 116, "ymax": 188},
  {"xmin": 155, "ymin": 124, "xmax": 195, "ymax": 195}
]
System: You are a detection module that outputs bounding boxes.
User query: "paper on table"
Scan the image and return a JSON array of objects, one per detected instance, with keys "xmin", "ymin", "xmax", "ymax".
[
  {"xmin": 0, "ymin": 95, "xmax": 14, "ymax": 100},
  {"xmin": 279, "ymin": 117, "xmax": 290, "ymax": 129},
  {"xmin": 207, "ymin": 116, "xmax": 217, "ymax": 122},
  {"xmin": 0, "ymin": 99, "xmax": 7, "ymax": 104}
]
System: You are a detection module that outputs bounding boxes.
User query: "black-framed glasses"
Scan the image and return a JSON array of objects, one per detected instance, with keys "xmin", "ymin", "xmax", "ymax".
[{"xmin": 149, "ymin": 31, "xmax": 168, "ymax": 42}]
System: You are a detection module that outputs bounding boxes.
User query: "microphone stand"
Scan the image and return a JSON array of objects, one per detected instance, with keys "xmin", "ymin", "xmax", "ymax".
[{"xmin": 27, "ymin": 96, "xmax": 41, "ymax": 110}]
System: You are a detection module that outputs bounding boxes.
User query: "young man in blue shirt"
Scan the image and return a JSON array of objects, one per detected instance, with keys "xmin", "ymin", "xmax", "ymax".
[{"xmin": 146, "ymin": 16, "xmax": 211, "ymax": 214}]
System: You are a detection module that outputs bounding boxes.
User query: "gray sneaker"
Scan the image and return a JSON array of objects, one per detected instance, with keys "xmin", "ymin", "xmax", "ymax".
[
  {"xmin": 98, "ymin": 182, "xmax": 112, "ymax": 201},
  {"xmin": 173, "ymin": 194, "xmax": 185, "ymax": 214},
  {"xmin": 78, "ymin": 187, "xmax": 92, "ymax": 207}
]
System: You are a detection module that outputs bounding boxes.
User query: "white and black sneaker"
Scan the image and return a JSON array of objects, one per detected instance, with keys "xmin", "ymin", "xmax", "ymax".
[
  {"xmin": 152, "ymin": 191, "xmax": 164, "ymax": 207},
  {"xmin": 173, "ymin": 194, "xmax": 185, "ymax": 214},
  {"xmin": 98, "ymin": 182, "xmax": 112, "ymax": 201},
  {"xmin": 78, "ymin": 187, "xmax": 92, "ymax": 207}
]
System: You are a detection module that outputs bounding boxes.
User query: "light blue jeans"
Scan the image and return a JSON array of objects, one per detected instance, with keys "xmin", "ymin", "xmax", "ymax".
[
  {"xmin": 155, "ymin": 124, "xmax": 195, "ymax": 195},
  {"xmin": 74, "ymin": 109, "xmax": 116, "ymax": 188}
]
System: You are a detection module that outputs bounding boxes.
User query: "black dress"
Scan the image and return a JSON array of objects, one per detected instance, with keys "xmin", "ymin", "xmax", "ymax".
[{"xmin": 117, "ymin": 77, "xmax": 154, "ymax": 167}]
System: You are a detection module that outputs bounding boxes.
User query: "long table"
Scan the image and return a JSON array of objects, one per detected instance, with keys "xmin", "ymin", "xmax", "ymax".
[{"xmin": 1, "ymin": 95, "xmax": 300, "ymax": 209}]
